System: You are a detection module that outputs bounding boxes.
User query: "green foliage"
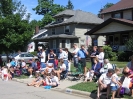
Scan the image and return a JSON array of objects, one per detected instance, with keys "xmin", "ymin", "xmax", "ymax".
[
  {"xmin": 117, "ymin": 51, "xmax": 133, "ymax": 61},
  {"xmin": 30, "ymin": 51, "xmax": 37, "ymax": 56},
  {"xmin": 103, "ymin": 45, "xmax": 117, "ymax": 61},
  {"xmin": 103, "ymin": 3, "xmax": 114, "ymax": 9},
  {"xmin": 0, "ymin": 0, "xmax": 33, "ymax": 52},
  {"xmin": 125, "ymin": 36, "xmax": 133, "ymax": 51},
  {"xmin": 66, "ymin": 0, "xmax": 74, "ymax": 10}
]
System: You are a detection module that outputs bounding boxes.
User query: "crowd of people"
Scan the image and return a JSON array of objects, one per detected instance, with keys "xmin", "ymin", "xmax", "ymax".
[{"xmin": 0, "ymin": 44, "xmax": 133, "ymax": 99}]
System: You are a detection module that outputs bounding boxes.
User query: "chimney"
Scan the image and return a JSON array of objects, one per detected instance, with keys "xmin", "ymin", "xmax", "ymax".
[{"xmin": 35, "ymin": 26, "xmax": 39, "ymax": 34}]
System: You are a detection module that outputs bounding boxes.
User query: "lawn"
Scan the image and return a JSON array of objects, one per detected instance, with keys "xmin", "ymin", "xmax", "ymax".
[
  {"xmin": 14, "ymin": 75, "xmax": 29, "ymax": 79},
  {"xmin": 71, "ymin": 61, "xmax": 127, "ymax": 71}
]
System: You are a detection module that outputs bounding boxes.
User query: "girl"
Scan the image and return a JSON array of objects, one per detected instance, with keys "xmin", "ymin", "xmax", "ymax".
[
  {"xmin": 27, "ymin": 72, "xmax": 42, "ymax": 86},
  {"xmin": 110, "ymin": 68, "xmax": 121, "ymax": 99},
  {"xmin": 1, "ymin": 66, "xmax": 8, "ymax": 81},
  {"xmin": 48, "ymin": 50, "xmax": 56, "ymax": 65},
  {"xmin": 84, "ymin": 68, "xmax": 94, "ymax": 82}
]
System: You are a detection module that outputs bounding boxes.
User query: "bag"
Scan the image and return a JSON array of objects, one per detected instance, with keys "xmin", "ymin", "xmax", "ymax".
[{"xmin": 120, "ymin": 87, "xmax": 125, "ymax": 95}]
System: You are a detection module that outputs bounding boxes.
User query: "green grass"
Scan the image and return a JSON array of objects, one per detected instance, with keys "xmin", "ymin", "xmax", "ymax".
[
  {"xmin": 14, "ymin": 75, "xmax": 29, "ymax": 79},
  {"xmin": 69, "ymin": 82, "xmax": 97, "ymax": 93}
]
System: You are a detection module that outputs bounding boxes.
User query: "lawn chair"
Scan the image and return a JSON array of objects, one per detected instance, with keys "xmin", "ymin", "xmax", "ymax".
[{"xmin": 68, "ymin": 63, "xmax": 83, "ymax": 81}]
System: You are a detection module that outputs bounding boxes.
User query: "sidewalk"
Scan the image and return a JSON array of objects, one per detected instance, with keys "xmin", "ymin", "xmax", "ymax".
[{"xmin": 12, "ymin": 77, "xmax": 127, "ymax": 99}]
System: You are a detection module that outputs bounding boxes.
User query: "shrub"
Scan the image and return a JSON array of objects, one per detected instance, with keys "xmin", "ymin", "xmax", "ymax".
[
  {"xmin": 103, "ymin": 45, "xmax": 117, "ymax": 61},
  {"xmin": 117, "ymin": 51, "xmax": 133, "ymax": 61},
  {"xmin": 30, "ymin": 51, "xmax": 37, "ymax": 56}
]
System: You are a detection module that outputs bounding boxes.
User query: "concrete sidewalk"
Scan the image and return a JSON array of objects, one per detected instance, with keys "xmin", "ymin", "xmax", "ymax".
[{"xmin": 12, "ymin": 77, "xmax": 127, "ymax": 99}]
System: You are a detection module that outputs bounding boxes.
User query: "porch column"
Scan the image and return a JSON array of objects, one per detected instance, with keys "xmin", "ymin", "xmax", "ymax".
[{"xmin": 90, "ymin": 35, "xmax": 98, "ymax": 46}]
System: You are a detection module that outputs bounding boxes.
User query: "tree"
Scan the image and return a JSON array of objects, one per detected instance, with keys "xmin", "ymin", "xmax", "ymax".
[
  {"xmin": 66, "ymin": 0, "xmax": 74, "ymax": 10},
  {"xmin": 125, "ymin": 37, "xmax": 133, "ymax": 51},
  {"xmin": 33, "ymin": 0, "xmax": 66, "ymax": 27},
  {"xmin": 0, "ymin": 0, "xmax": 33, "ymax": 53},
  {"xmin": 98, "ymin": 3, "xmax": 114, "ymax": 18}
]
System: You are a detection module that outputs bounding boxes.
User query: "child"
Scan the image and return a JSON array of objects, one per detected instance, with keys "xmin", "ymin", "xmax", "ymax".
[
  {"xmin": 84, "ymin": 68, "xmax": 94, "ymax": 82},
  {"xmin": 110, "ymin": 68, "xmax": 121, "ymax": 99},
  {"xmin": 27, "ymin": 72, "xmax": 42, "ymax": 87},
  {"xmin": 54, "ymin": 56, "xmax": 58, "ymax": 70},
  {"xmin": 1, "ymin": 66, "xmax": 8, "ymax": 81},
  {"xmin": 122, "ymin": 66, "xmax": 133, "ymax": 97}
]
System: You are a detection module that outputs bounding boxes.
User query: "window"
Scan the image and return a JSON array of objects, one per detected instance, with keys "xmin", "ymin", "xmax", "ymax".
[
  {"xmin": 52, "ymin": 28, "xmax": 55, "ymax": 35},
  {"xmin": 53, "ymin": 40, "xmax": 56, "ymax": 49},
  {"xmin": 64, "ymin": 26, "xmax": 70, "ymax": 33},
  {"xmin": 66, "ymin": 39, "xmax": 70, "ymax": 48},
  {"xmin": 61, "ymin": 18, "xmax": 64, "ymax": 21},
  {"xmin": 122, "ymin": 34, "xmax": 128, "ymax": 44},
  {"xmin": 57, "ymin": 19, "xmax": 60, "ymax": 22},
  {"xmin": 112, "ymin": 12, "xmax": 123, "ymax": 18},
  {"xmin": 80, "ymin": 40, "xmax": 84, "ymax": 45}
]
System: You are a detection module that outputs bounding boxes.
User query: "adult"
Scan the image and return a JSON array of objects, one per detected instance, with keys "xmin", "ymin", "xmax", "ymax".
[
  {"xmin": 100, "ymin": 59, "xmax": 113, "ymax": 74},
  {"xmin": 90, "ymin": 46, "xmax": 99, "ymax": 67},
  {"xmin": 91, "ymin": 57, "xmax": 101, "ymax": 78},
  {"xmin": 64, "ymin": 48, "xmax": 73, "ymax": 71},
  {"xmin": 127, "ymin": 55, "xmax": 133, "ymax": 71},
  {"xmin": 40, "ymin": 48, "xmax": 46, "ymax": 69},
  {"xmin": 48, "ymin": 49, "xmax": 56, "ymax": 68},
  {"xmin": 37, "ymin": 47, "xmax": 42, "ymax": 62},
  {"xmin": 58, "ymin": 48, "xmax": 68, "ymax": 70},
  {"xmin": 28, "ymin": 58, "xmax": 37, "ymax": 78},
  {"xmin": 78, "ymin": 45, "xmax": 88, "ymax": 75},
  {"xmin": 96, "ymin": 47, "xmax": 104, "ymax": 66},
  {"xmin": 72, "ymin": 44, "xmax": 79, "ymax": 68},
  {"xmin": 54, "ymin": 59, "xmax": 66, "ymax": 80},
  {"xmin": 96, "ymin": 69, "xmax": 114, "ymax": 99}
]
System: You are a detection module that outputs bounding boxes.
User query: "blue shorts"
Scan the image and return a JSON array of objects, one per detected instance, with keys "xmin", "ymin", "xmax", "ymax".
[
  {"xmin": 111, "ymin": 86, "xmax": 118, "ymax": 91},
  {"xmin": 41, "ymin": 62, "xmax": 46, "ymax": 68}
]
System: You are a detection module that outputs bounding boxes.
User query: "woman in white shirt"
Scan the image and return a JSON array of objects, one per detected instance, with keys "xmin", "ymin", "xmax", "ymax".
[
  {"xmin": 54, "ymin": 59, "xmax": 66, "ymax": 80},
  {"xmin": 96, "ymin": 47, "xmax": 104, "ymax": 66}
]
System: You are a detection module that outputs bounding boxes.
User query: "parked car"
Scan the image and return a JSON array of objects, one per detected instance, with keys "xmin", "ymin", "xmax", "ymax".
[{"xmin": 12, "ymin": 52, "xmax": 38, "ymax": 63}]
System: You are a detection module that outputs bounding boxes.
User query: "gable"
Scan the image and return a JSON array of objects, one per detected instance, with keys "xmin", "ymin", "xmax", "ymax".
[{"xmin": 93, "ymin": 22, "xmax": 133, "ymax": 34}]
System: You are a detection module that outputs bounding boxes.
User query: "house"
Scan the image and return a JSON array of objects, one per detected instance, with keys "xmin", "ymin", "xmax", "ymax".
[
  {"xmin": 85, "ymin": 0, "xmax": 133, "ymax": 51},
  {"xmin": 34, "ymin": 9, "xmax": 104, "ymax": 52},
  {"xmin": 27, "ymin": 27, "xmax": 47, "ymax": 52}
]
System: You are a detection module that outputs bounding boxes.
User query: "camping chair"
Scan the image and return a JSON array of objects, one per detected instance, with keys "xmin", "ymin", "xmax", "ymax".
[{"xmin": 68, "ymin": 62, "xmax": 83, "ymax": 81}]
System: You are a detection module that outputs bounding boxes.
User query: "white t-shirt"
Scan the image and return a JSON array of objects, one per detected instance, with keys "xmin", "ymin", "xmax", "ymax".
[
  {"xmin": 22, "ymin": 62, "xmax": 26, "ymax": 67},
  {"xmin": 110, "ymin": 73, "xmax": 119, "ymax": 86},
  {"xmin": 51, "ymin": 76, "xmax": 59, "ymax": 84},
  {"xmin": 2, "ymin": 68, "xmax": 8, "ymax": 75},
  {"xmin": 99, "ymin": 73, "xmax": 111, "ymax": 85},
  {"xmin": 60, "ymin": 63, "xmax": 66, "ymax": 71},
  {"xmin": 73, "ymin": 48, "xmax": 79, "ymax": 57},
  {"xmin": 41, "ymin": 51, "xmax": 46, "ymax": 62},
  {"xmin": 97, "ymin": 52, "xmax": 104, "ymax": 63},
  {"xmin": 86, "ymin": 70, "xmax": 94, "ymax": 78},
  {"xmin": 100, "ymin": 63, "xmax": 113, "ymax": 73},
  {"xmin": 58, "ymin": 51, "xmax": 68, "ymax": 60}
]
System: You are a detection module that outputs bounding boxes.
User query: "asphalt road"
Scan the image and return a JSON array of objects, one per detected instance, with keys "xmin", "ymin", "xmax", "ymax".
[{"xmin": 0, "ymin": 80, "xmax": 91, "ymax": 99}]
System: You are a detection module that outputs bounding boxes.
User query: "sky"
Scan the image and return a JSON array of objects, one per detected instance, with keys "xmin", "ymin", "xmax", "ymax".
[{"xmin": 21, "ymin": 0, "xmax": 120, "ymax": 21}]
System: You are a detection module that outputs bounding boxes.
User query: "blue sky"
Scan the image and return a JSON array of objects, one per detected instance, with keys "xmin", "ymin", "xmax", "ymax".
[{"xmin": 21, "ymin": 0, "xmax": 120, "ymax": 21}]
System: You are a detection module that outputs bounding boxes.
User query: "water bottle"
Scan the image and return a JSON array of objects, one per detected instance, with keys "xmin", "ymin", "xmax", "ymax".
[{"xmin": 66, "ymin": 88, "xmax": 72, "ymax": 94}]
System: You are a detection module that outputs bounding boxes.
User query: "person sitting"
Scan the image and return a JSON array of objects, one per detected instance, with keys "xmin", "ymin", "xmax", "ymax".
[
  {"xmin": 28, "ymin": 58, "xmax": 37, "ymax": 78},
  {"xmin": 84, "ymin": 68, "xmax": 94, "ymax": 82},
  {"xmin": 27, "ymin": 72, "xmax": 42, "ymax": 87},
  {"xmin": 45, "ymin": 71, "xmax": 59, "ymax": 87},
  {"xmin": 100, "ymin": 59, "xmax": 113, "ymax": 74},
  {"xmin": 45, "ymin": 63, "xmax": 54, "ymax": 74},
  {"xmin": 96, "ymin": 69, "xmax": 114, "ymax": 99},
  {"xmin": 1, "ymin": 66, "xmax": 8, "ymax": 81},
  {"xmin": 54, "ymin": 59, "xmax": 66, "ymax": 80},
  {"xmin": 92, "ymin": 57, "xmax": 101, "ymax": 79}
]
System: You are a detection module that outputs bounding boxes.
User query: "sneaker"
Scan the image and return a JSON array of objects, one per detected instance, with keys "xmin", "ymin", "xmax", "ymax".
[{"xmin": 29, "ymin": 75, "xmax": 33, "ymax": 78}]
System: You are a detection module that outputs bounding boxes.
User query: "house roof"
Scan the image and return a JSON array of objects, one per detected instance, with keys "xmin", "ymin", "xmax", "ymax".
[
  {"xmin": 53, "ymin": 10, "xmax": 75, "ymax": 17},
  {"xmin": 84, "ymin": 18, "xmax": 133, "ymax": 35},
  {"xmin": 101, "ymin": 0, "xmax": 133, "ymax": 14},
  {"xmin": 45, "ymin": 10, "xmax": 104, "ymax": 28},
  {"xmin": 32, "ymin": 29, "xmax": 47, "ymax": 39},
  {"xmin": 34, "ymin": 34, "xmax": 79, "ymax": 41}
]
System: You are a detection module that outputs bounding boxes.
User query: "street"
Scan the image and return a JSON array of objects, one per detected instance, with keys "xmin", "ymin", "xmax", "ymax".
[{"xmin": 0, "ymin": 80, "xmax": 91, "ymax": 99}]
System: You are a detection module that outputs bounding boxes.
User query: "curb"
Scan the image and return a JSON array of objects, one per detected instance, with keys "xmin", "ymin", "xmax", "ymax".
[{"xmin": 12, "ymin": 78, "xmax": 128, "ymax": 99}]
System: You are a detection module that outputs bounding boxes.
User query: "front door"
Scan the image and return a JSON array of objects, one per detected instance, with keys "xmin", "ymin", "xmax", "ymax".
[{"xmin": 62, "ymin": 40, "xmax": 65, "ymax": 48}]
